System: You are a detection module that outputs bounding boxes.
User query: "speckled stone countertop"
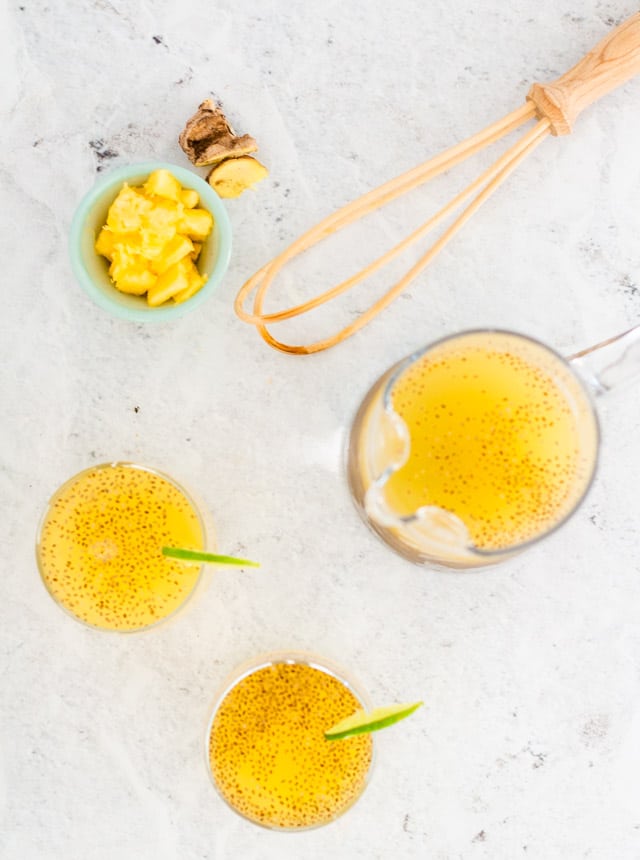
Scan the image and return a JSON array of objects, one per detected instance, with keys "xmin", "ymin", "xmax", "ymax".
[{"xmin": 2, "ymin": 1, "xmax": 640, "ymax": 858}]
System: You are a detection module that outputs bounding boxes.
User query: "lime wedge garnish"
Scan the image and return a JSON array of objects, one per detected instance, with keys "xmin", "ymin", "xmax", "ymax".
[
  {"xmin": 324, "ymin": 701, "xmax": 423, "ymax": 740},
  {"xmin": 162, "ymin": 547, "xmax": 259, "ymax": 567}
]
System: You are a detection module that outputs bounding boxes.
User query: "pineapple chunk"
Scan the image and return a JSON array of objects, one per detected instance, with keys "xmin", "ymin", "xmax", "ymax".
[
  {"xmin": 106, "ymin": 185, "xmax": 153, "ymax": 232},
  {"xmin": 109, "ymin": 246, "xmax": 142, "ymax": 282},
  {"xmin": 109, "ymin": 247, "xmax": 156, "ymax": 295},
  {"xmin": 179, "ymin": 208, "xmax": 213, "ymax": 241},
  {"xmin": 147, "ymin": 261, "xmax": 190, "ymax": 306},
  {"xmin": 144, "ymin": 198, "xmax": 181, "ymax": 241},
  {"xmin": 151, "ymin": 234, "xmax": 194, "ymax": 275},
  {"xmin": 190, "ymin": 242, "xmax": 202, "ymax": 261},
  {"xmin": 144, "ymin": 169, "xmax": 182, "ymax": 201},
  {"xmin": 180, "ymin": 188, "xmax": 199, "ymax": 208},
  {"xmin": 112, "ymin": 232, "xmax": 147, "ymax": 258},
  {"xmin": 173, "ymin": 260, "xmax": 206, "ymax": 304},
  {"xmin": 132, "ymin": 229, "xmax": 166, "ymax": 261},
  {"xmin": 115, "ymin": 266, "xmax": 157, "ymax": 296},
  {"xmin": 95, "ymin": 228, "xmax": 116, "ymax": 260}
]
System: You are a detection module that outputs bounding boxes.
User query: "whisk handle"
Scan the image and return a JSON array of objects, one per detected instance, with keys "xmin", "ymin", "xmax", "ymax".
[{"xmin": 527, "ymin": 12, "xmax": 640, "ymax": 135}]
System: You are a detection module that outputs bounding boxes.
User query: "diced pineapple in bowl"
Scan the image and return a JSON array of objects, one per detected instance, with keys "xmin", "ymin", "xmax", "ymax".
[{"xmin": 69, "ymin": 162, "xmax": 232, "ymax": 322}]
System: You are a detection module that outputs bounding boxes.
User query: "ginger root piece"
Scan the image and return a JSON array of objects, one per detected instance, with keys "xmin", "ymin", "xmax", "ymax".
[
  {"xmin": 207, "ymin": 156, "xmax": 269, "ymax": 199},
  {"xmin": 179, "ymin": 100, "xmax": 258, "ymax": 167}
]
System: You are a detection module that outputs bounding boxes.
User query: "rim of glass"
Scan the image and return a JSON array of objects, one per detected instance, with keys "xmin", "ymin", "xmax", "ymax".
[
  {"xmin": 35, "ymin": 461, "xmax": 207, "ymax": 634},
  {"xmin": 204, "ymin": 650, "xmax": 376, "ymax": 832},
  {"xmin": 378, "ymin": 327, "xmax": 602, "ymax": 558}
]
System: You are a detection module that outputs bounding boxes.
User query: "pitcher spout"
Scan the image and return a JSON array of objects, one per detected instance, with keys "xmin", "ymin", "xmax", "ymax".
[{"xmin": 365, "ymin": 482, "xmax": 476, "ymax": 562}]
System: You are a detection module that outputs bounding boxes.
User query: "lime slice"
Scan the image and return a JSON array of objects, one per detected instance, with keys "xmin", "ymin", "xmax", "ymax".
[
  {"xmin": 162, "ymin": 547, "xmax": 259, "ymax": 567},
  {"xmin": 324, "ymin": 701, "xmax": 423, "ymax": 740}
]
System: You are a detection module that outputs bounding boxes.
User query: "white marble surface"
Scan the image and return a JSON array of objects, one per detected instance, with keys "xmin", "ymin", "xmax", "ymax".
[{"xmin": 2, "ymin": 1, "xmax": 640, "ymax": 858}]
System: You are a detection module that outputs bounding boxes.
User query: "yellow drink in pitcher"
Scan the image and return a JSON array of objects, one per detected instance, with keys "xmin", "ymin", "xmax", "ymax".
[
  {"xmin": 207, "ymin": 656, "xmax": 373, "ymax": 829},
  {"xmin": 384, "ymin": 331, "xmax": 598, "ymax": 550},
  {"xmin": 37, "ymin": 463, "xmax": 205, "ymax": 631}
]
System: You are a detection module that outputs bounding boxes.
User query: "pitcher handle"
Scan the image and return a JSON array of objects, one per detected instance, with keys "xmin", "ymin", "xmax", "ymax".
[{"xmin": 568, "ymin": 325, "xmax": 640, "ymax": 396}]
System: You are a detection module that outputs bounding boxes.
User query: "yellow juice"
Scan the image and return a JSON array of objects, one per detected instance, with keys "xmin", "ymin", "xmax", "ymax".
[
  {"xmin": 37, "ymin": 463, "xmax": 204, "ymax": 631},
  {"xmin": 208, "ymin": 660, "xmax": 373, "ymax": 829},
  {"xmin": 385, "ymin": 332, "xmax": 597, "ymax": 550}
]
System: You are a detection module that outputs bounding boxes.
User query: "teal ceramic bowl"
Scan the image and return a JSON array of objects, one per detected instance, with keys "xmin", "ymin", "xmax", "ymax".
[{"xmin": 69, "ymin": 162, "xmax": 232, "ymax": 322}]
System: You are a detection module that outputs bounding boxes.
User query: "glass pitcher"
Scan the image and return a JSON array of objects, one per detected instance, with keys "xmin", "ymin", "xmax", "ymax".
[{"xmin": 347, "ymin": 327, "xmax": 639, "ymax": 569}]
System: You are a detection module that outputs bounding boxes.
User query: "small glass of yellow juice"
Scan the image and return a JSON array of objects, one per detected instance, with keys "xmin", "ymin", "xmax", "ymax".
[
  {"xmin": 36, "ymin": 462, "xmax": 207, "ymax": 632},
  {"xmin": 206, "ymin": 652, "xmax": 374, "ymax": 830}
]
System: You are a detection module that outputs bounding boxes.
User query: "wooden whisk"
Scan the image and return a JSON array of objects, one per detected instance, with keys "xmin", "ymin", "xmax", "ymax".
[{"xmin": 235, "ymin": 13, "xmax": 640, "ymax": 354}]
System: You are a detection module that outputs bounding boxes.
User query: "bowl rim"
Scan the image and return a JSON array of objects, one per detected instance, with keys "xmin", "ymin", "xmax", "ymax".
[{"xmin": 69, "ymin": 160, "xmax": 232, "ymax": 322}]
